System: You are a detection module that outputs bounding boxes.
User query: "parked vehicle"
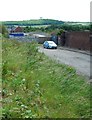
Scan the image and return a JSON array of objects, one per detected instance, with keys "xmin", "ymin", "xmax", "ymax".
[{"xmin": 43, "ymin": 41, "xmax": 57, "ymax": 49}]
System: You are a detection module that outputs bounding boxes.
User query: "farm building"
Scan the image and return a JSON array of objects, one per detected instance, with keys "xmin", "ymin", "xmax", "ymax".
[
  {"xmin": 9, "ymin": 26, "xmax": 24, "ymax": 37},
  {"xmin": 14, "ymin": 26, "xmax": 23, "ymax": 32},
  {"xmin": 33, "ymin": 33, "xmax": 51, "ymax": 44}
]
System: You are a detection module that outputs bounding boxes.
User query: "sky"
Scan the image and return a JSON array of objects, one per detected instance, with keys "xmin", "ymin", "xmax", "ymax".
[{"xmin": 0, "ymin": 0, "xmax": 91, "ymax": 22}]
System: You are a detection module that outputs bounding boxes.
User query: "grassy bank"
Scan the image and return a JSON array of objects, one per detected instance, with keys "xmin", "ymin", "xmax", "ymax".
[{"xmin": 2, "ymin": 39, "xmax": 90, "ymax": 118}]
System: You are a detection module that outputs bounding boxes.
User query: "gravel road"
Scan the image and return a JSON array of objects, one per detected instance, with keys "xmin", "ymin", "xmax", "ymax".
[{"xmin": 39, "ymin": 46, "xmax": 90, "ymax": 78}]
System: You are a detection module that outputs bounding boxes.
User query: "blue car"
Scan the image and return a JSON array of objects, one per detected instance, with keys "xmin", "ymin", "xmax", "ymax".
[{"xmin": 43, "ymin": 41, "xmax": 57, "ymax": 49}]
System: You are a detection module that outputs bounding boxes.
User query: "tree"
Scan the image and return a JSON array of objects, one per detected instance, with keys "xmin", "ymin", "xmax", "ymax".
[{"xmin": 0, "ymin": 24, "xmax": 9, "ymax": 37}]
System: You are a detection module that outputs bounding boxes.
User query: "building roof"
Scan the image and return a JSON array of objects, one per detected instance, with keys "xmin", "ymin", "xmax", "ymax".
[
  {"xmin": 33, "ymin": 34, "xmax": 46, "ymax": 37},
  {"xmin": 10, "ymin": 26, "xmax": 23, "ymax": 33},
  {"xmin": 14, "ymin": 26, "xmax": 23, "ymax": 32}
]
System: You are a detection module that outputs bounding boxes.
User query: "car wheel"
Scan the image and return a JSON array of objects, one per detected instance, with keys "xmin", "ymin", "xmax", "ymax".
[{"xmin": 46, "ymin": 46, "xmax": 49, "ymax": 49}]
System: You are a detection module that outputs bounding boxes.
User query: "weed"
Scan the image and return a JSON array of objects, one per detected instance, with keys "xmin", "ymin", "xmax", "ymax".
[{"xmin": 2, "ymin": 39, "xmax": 90, "ymax": 118}]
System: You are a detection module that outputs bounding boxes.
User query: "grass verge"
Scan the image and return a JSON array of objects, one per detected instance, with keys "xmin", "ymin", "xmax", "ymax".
[{"xmin": 2, "ymin": 38, "xmax": 90, "ymax": 118}]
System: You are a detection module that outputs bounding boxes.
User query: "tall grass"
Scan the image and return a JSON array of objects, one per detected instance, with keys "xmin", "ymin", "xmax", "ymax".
[
  {"xmin": 2, "ymin": 39, "xmax": 90, "ymax": 118},
  {"xmin": 0, "ymin": 36, "xmax": 2, "ymax": 118}
]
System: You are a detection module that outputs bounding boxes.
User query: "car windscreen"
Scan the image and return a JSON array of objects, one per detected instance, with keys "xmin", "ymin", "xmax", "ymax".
[{"xmin": 49, "ymin": 43, "xmax": 53, "ymax": 45}]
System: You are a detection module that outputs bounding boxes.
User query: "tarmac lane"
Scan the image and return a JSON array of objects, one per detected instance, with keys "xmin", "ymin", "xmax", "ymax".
[{"xmin": 39, "ymin": 46, "xmax": 90, "ymax": 79}]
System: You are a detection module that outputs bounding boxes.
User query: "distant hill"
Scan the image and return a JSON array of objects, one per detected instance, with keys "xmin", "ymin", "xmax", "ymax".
[{"xmin": 2, "ymin": 19, "xmax": 64, "ymax": 26}]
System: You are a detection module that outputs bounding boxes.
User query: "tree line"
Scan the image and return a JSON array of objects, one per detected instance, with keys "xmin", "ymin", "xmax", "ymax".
[
  {"xmin": 23, "ymin": 24, "xmax": 90, "ymax": 34},
  {"xmin": 0, "ymin": 23, "xmax": 90, "ymax": 38},
  {"xmin": 3, "ymin": 19, "xmax": 64, "ymax": 26}
]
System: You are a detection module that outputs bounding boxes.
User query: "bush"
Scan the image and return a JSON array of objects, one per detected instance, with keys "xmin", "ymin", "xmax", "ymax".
[{"xmin": 0, "ymin": 25, "xmax": 9, "ymax": 38}]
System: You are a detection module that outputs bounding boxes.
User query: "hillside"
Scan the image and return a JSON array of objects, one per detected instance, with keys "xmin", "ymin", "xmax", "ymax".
[
  {"xmin": 2, "ymin": 19, "xmax": 64, "ymax": 26},
  {"xmin": 2, "ymin": 38, "xmax": 90, "ymax": 118}
]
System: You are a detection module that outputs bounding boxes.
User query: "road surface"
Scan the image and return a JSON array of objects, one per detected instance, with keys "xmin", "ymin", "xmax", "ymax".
[{"xmin": 39, "ymin": 46, "xmax": 90, "ymax": 78}]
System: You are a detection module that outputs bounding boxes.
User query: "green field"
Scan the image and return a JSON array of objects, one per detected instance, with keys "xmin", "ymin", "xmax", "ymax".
[
  {"xmin": 31, "ymin": 25, "xmax": 50, "ymax": 28},
  {"xmin": 2, "ymin": 38, "xmax": 90, "ymax": 118},
  {"xmin": 2, "ymin": 19, "xmax": 64, "ymax": 26}
]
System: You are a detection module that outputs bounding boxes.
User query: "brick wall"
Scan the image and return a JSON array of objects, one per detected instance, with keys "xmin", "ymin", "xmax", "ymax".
[
  {"xmin": 90, "ymin": 32, "xmax": 92, "ymax": 52},
  {"xmin": 59, "ymin": 31, "xmax": 90, "ymax": 51}
]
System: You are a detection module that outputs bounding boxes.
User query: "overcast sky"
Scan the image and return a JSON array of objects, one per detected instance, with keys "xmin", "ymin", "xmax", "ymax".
[{"xmin": 0, "ymin": 0, "xmax": 91, "ymax": 22}]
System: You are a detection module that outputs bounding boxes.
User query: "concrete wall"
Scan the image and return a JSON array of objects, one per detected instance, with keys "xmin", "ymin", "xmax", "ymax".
[
  {"xmin": 59, "ymin": 31, "xmax": 90, "ymax": 51},
  {"xmin": 37, "ymin": 37, "xmax": 51, "ymax": 44}
]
